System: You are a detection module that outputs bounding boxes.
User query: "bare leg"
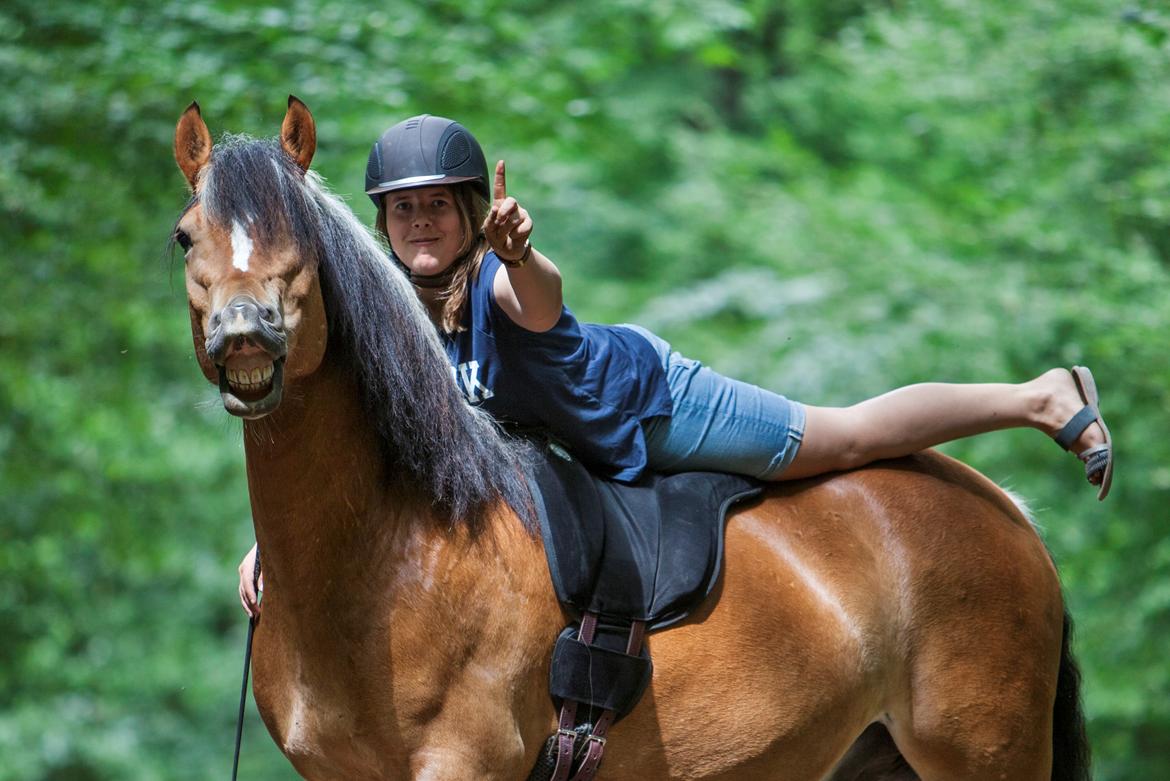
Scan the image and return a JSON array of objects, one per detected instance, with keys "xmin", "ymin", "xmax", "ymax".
[{"xmin": 779, "ymin": 368, "xmax": 1107, "ymax": 481}]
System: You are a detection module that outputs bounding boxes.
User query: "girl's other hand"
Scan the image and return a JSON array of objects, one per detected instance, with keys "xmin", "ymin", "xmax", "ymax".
[{"xmin": 238, "ymin": 542, "xmax": 263, "ymax": 619}]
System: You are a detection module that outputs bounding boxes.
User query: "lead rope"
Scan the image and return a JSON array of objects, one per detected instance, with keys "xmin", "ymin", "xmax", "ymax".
[{"xmin": 231, "ymin": 549, "xmax": 261, "ymax": 781}]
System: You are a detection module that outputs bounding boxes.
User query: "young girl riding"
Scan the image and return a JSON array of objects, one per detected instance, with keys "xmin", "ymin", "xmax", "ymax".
[{"xmin": 238, "ymin": 114, "xmax": 1112, "ymax": 615}]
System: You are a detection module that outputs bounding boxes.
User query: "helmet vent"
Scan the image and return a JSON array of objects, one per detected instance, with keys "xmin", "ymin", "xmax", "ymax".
[
  {"xmin": 366, "ymin": 143, "xmax": 383, "ymax": 185},
  {"xmin": 440, "ymin": 132, "xmax": 472, "ymax": 172}
]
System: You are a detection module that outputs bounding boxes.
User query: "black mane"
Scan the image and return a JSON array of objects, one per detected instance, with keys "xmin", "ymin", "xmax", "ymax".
[{"xmin": 194, "ymin": 134, "xmax": 533, "ymax": 532}]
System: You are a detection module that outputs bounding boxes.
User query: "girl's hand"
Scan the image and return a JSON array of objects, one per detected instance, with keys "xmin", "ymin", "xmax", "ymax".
[
  {"xmin": 482, "ymin": 160, "xmax": 533, "ymax": 263},
  {"xmin": 238, "ymin": 542, "xmax": 263, "ymax": 619},
  {"xmin": 484, "ymin": 159, "xmax": 563, "ymax": 331}
]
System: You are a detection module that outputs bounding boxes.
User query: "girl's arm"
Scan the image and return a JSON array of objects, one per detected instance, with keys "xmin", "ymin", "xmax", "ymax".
[{"xmin": 483, "ymin": 160, "xmax": 564, "ymax": 332}]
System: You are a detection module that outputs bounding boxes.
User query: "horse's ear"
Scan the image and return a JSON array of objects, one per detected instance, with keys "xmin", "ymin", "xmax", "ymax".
[
  {"xmin": 281, "ymin": 95, "xmax": 316, "ymax": 173},
  {"xmin": 174, "ymin": 101, "xmax": 212, "ymax": 191}
]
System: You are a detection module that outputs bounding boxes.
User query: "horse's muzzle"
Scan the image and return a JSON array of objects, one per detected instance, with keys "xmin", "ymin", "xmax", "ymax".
[{"xmin": 205, "ymin": 295, "xmax": 289, "ymax": 418}]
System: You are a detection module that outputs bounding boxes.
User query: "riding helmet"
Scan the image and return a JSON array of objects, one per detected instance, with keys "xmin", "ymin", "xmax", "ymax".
[{"xmin": 364, "ymin": 115, "xmax": 489, "ymax": 206}]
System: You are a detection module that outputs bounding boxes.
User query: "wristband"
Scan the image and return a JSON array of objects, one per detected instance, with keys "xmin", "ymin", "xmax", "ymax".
[{"xmin": 499, "ymin": 241, "xmax": 532, "ymax": 268}]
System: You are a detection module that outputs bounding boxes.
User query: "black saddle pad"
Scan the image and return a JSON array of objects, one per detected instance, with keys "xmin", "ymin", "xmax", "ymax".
[{"xmin": 527, "ymin": 442, "xmax": 762, "ymax": 630}]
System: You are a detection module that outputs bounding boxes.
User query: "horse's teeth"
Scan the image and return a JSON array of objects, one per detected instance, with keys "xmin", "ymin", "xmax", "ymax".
[{"xmin": 227, "ymin": 364, "xmax": 274, "ymax": 390}]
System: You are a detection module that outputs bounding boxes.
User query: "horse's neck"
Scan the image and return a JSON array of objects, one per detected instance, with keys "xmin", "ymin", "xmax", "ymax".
[
  {"xmin": 242, "ymin": 351, "xmax": 411, "ymax": 609},
  {"xmin": 238, "ymin": 347, "xmax": 555, "ymax": 657}
]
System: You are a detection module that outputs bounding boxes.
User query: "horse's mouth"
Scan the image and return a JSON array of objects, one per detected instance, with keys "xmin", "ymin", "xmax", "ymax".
[{"xmin": 217, "ymin": 358, "xmax": 284, "ymax": 418}]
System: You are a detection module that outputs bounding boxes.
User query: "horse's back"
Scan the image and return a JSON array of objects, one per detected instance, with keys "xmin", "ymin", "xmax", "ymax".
[{"xmin": 606, "ymin": 451, "xmax": 1065, "ymax": 780}]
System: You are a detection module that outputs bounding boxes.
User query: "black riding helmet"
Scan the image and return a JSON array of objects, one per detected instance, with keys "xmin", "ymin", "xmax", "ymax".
[{"xmin": 364, "ymin": 114, "xmax": 489, "ymax": 206}]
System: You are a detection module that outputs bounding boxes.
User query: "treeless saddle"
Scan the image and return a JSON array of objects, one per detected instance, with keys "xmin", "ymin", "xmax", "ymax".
[{"xmin": 523, "ymin": 440, "xmax": 762, "ymax": 781}]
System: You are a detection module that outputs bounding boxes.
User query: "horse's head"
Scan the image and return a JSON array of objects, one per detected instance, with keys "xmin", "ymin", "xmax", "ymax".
[{"xmin": 173, "ymin": 97, "xmax": 328, "ymax": 418}]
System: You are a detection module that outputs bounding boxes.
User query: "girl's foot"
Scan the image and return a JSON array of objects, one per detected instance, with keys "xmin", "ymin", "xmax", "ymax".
[{"xmin": 1035, "ymin": 367, "xmax": 1113, "ymax": 499}]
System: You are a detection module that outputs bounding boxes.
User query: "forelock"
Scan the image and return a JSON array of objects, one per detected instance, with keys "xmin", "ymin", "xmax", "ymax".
[{"xmin": 200, "ymin": 135, "xmax": 320, "ymax": 253}]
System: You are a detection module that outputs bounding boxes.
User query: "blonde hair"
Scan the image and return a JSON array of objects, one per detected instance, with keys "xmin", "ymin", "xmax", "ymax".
[{"xmin": 375, "ymin": 182, "xmax": 490, "ymax": 333}]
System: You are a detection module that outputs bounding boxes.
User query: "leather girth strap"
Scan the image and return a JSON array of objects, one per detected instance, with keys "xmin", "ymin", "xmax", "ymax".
[{"xmin": 551, "ymin": 612, "xmax": 646, "ymax": 781}]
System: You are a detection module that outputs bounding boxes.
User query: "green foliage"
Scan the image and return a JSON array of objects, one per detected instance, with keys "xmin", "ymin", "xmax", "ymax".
[{"xmin": 2, "ymin": 0, "xmax": 1166, "ymax": 777}]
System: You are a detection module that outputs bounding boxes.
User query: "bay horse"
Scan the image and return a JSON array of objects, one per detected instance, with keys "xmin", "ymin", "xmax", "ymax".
[{"xmin": 171, "ymin": 97, "xmax": 1090, "ymax": 780}]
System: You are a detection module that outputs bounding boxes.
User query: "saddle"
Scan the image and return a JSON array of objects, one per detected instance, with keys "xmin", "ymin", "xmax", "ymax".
[{"xmin": 523, "ymin": 440, "xmax": 762, "ymax": 781}]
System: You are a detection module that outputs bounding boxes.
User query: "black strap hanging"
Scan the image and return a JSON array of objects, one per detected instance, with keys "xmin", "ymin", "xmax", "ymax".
[{"xmin": 231, "ymin": 549, "xmax": 261, "ymax": 781}]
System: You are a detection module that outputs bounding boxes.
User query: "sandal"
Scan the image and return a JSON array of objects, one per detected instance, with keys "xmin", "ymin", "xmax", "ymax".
[{"xmin": 1052, "ymin": 366, "xmax": 1113, "ymax": 501}]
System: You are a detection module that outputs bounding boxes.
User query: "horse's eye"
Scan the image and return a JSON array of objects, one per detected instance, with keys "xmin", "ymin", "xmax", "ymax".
[{"xmin": 174, "ymin": 229, "xmax": 193, "ymax": 252}]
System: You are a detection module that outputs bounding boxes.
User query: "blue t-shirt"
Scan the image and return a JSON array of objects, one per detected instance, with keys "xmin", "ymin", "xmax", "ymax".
[{"xmin": 441, "ymin": 252, "xmax": 673, "ymax": 481}]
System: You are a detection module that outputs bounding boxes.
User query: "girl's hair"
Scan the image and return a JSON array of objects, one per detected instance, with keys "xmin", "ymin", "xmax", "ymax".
[{"xmin": 375, "ymin": 181, "xmax": 491, "ymax": 333}]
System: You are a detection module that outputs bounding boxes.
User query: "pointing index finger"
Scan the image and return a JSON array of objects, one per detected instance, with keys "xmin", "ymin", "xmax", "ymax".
[{"xmin": 493, "ymin": 159, "xmax": 507, "ymax": 202}]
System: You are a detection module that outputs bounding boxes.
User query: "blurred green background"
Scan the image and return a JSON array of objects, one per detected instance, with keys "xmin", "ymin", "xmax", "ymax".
[{"xmin": 2, "ymin": 0, "xmax": 1167, "ymax": 777}]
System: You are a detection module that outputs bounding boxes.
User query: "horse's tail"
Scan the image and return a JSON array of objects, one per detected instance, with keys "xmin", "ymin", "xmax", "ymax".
[{"xmin": 1051, "ymin": 607, "xmax": 1091, "ymax": 781}]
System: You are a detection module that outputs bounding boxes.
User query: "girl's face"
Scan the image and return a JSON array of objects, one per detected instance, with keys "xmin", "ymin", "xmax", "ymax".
[{"xmin": 384, "ymin": 186, "xmax": 465, "ymax": 275}]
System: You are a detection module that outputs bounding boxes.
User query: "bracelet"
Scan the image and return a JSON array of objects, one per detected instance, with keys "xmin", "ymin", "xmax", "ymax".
[{"xmin": 498, "ymin": 241, "xmax": 532, "ymax": 268}]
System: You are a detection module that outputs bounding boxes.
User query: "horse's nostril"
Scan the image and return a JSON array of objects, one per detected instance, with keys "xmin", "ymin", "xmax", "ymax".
[{"xmin": 211, "ymin": 312, "xmax": 221, "ymax": 328}]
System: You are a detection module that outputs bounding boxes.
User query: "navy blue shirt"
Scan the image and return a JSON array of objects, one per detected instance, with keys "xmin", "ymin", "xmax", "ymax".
[{"xmin": 441, "ymin": 252, "xmax": 673, "ymax": 481}]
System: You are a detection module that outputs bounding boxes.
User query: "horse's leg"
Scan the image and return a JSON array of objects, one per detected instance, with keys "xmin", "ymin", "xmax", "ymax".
[
  {"xmin": 407, "ymin": 747, "xmax": 526, "ymax": 781},
  {"xmin": 826, "ymin": 723, "xmax": 919, "ymax": 781},
  {"xmin": 882, "ymin": 616, "xmax": 1083, "ymax": 781},
  {"xmin": 880, "ymin": 579, "xmax": 1063, "ymax": 780},
  {"xmin": 402, "ymin": 690, "xmax": 554, "ymax": 781},
  {"xmin": 885, "ymin": 700, "xmax": 1053, "ymax": 781}
]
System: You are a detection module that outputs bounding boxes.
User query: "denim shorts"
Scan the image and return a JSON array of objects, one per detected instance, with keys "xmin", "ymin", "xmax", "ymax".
[{"xmin": 623, "ymin": 325, "xmax": 806, "ymax": 480}]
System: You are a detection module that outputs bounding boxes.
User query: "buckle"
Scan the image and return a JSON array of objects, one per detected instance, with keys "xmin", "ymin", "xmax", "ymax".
[{"xmin": 583, "ymin": 733, "xmax": 606, "ymax": 749}]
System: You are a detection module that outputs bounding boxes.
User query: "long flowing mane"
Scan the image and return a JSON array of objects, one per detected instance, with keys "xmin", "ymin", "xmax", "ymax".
[{"xmin": 183, "ymin": 134, "xmax": 532, "ymax": 531}]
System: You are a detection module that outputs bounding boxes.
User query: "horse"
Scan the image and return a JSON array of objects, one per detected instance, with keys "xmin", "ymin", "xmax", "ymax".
[{"xmin": 171, "ymin": 97, "xmax": 1090, "ymax": 781}]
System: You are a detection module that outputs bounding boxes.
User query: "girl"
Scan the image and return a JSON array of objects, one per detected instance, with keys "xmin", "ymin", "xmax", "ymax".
[{"xmin": 238, "ymin": 114, "xmax": 1112, "ymax": 615}]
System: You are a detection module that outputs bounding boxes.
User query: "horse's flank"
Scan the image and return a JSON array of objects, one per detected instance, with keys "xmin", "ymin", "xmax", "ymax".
[{"xmin": 173, "ymin": 99, "xmax": 1087, "ymax": 780}]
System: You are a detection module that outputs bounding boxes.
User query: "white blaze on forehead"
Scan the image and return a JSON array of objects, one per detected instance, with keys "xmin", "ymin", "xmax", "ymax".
[{"xmin": 230, "ymin": 220, "xmax": 253, "ymax": 272}]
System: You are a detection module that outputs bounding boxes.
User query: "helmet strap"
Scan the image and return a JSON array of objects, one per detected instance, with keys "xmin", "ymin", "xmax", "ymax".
[
  {"xmin": 409, "ymin": 266, "xmax": 458, "ymax": 289},
  {"xmin": 387, "ymin": 248, "xmax": 457, "ymax": 289}
]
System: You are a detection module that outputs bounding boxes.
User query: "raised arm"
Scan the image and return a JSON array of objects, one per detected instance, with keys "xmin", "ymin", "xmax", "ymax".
[{"xmin": 483, "ymin": 160, "xmax": 564, "ymax": 332}]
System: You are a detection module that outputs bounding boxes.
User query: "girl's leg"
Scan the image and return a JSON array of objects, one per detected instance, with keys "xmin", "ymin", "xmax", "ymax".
[{"xmin": 779, "ymin": 368, "xmax": 1108, "ymax": 481}]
